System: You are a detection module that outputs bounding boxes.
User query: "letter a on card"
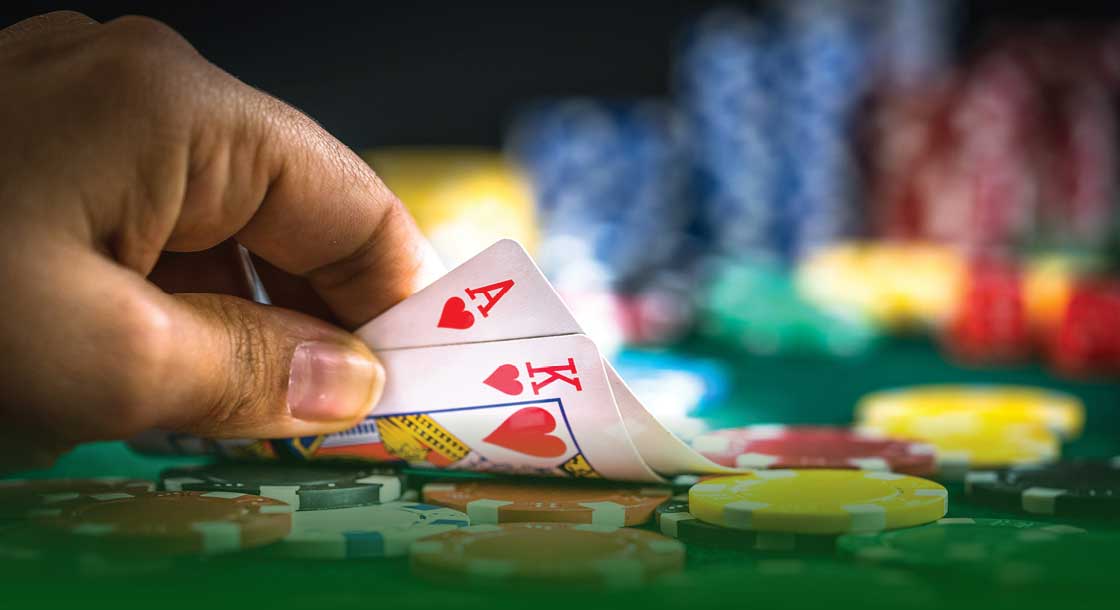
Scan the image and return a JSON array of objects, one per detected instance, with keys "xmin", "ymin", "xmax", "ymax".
[{"xmin": 358, "ymin": 240, "xmax": 581, "ymax": 350}]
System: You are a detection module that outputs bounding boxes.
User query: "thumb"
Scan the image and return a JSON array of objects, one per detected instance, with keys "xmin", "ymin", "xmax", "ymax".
[{"xmin": 155, "ymin": 293, "xmax": 383, "ymax": 439}]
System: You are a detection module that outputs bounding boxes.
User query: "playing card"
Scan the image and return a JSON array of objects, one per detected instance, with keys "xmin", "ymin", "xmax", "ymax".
[
  {"xmin": 355, "ymin": 239, "xmax": 732, "ymax": 476},
  {"xmin": 311, "ymin": 335, "xmax": 661, "ymax": 481},
  {"xmin": 357, "ymin": 240, "xmax": 580, "ymax": 350}
]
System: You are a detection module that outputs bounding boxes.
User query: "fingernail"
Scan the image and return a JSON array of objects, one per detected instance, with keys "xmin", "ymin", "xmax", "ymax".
[{"xmin": 287, "ymin": 341, "xmax": 380, "ymax": 422}]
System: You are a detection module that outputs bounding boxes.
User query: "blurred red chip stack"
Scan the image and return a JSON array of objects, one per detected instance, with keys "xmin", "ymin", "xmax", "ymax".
[
  {"xmin": 869, "ymin": 25, "xmax": 1120, "ymax": 256},
  {"xmin": 944, "ymin": 257, "xmax": 1033, "ymax": 364},
  {"xmin": 1049, "ymin": 279, "xmax": 1120, "ymax": 376}
]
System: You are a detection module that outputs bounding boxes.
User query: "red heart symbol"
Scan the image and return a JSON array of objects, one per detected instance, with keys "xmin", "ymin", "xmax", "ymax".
[
  {"xmin": 437, "ymin": 297, "xmax": 474, "ymax": 330},
  {"xmin": 483, "ymin": 407, "xmax": 567, "ymax": 458},
  {"xmin": 483, "ymin": 364, "xmax": 523, "ymax": 395}
]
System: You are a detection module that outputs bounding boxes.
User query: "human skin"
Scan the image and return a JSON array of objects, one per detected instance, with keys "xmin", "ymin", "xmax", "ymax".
[{"xmin": 0, "ymin": 12, "xmax": 440, "ymax": 470}]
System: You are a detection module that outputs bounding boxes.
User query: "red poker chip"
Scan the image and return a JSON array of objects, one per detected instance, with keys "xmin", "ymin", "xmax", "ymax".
[
  {"xmin": 691, "ymin": 425, "xmax": 937, "ymax": 476},
  {"xmin": 944, "ymin": 258, "xmax": 1033, "ymax": 364},
  {"xmin": 1049, "ymin": 278, "xmax": 1120, "ymax": 376}
]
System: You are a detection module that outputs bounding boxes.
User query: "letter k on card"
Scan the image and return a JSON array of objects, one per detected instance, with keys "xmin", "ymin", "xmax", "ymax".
[{"xmin": 482, "ymin": 359, "xmax": 582, "ymax": 396}]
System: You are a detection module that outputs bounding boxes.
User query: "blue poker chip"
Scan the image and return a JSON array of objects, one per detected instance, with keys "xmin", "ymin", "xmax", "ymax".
[
  {"xmin": 507, "ymin": 98, "xmax": 690, "ymax": 285},
  {"xmin": 614, "ymin": 350, "xmax": 729, "ymax": 416},
  {"xmin": 271, "ymin": 502, "xmax": 469, "ymax": 559}
]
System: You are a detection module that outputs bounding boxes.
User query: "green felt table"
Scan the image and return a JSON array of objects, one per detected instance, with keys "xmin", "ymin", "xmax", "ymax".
[{"xmin": 4, "ymin": 338, "xmax": 1118, "ymax": 610}]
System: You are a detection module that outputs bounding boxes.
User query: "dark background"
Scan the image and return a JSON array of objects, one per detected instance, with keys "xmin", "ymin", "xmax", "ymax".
[{"xmin": 3, "ymin": 2, "xmax": 1120, "ymax": 150}]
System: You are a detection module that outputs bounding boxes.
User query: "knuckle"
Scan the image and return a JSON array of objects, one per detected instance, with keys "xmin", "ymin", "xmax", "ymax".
[
  {"xmin": 87, "ymin": 17, "xmax": 200, "ymax": 104},
  {"xmin": 207, "ymin": 299, "xmax": 277, "ymax": 426},
  {"xmin": 102, "ymin": 15, "xmax": 189, "ymax": 53},
  {"xmin": 0, "ymin": 11, "xmax": 95, "ymax": 44},
  {"xmin": 25, "ymin": 10, "xmax": 95, "ymax": 29},
  {"xmin": 41, "ymin": 9, "xmax": 93, "ymax": 21}
]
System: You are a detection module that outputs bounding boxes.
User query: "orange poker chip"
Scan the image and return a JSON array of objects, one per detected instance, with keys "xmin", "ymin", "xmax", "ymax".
[
  {"xmin": 421, "ymin": 480, "xmax": 670, "ymax": 527},
  {"xmin": 29, "ymin": 490, "xmax": 292, "ymax": 555},
  {"xmin": 410, "ymin": 522, "xmax": 684, "ymax": 588}
]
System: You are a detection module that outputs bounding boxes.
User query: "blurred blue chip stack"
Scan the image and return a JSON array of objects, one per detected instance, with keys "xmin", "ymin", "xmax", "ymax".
[
  {"xmin": 873, "ymin": 0, "xmax": 956, "ymax": 89},
  {"xmin": 676, "ymin": 2, "xmax": 882, "ymax": 265},
  {"xmin": 507, "ymin": 99, "xmax": 691, "ymax": 290},
  {"xmin": 772, "ymin": 0, "xmax": 876, "ymax": 261},
  {"xmin": 675, "ymin": 9, "xmax": 783, "ymax": 263}
]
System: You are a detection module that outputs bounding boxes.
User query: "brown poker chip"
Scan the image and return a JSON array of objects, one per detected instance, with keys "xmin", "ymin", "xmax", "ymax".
[
  {"xmin": 0, "ymin": 478, "xmax": 155, "ymax": 520},
  {"xmin": 29, "ymin": 490, "xmax": 293, "ymax": 555},
  {"xmin": 410, "ymin": 522, "xmax": 685, "ymax": 588},
  {"xmin": 421, "ymin": 480, "xmax": 670, "ymax": 527}
]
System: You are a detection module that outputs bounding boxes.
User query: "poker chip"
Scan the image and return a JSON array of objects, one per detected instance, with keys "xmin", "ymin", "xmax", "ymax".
[
  {"xmin": 995, "ymin": 528, "xmax": 1120, "ymax": 591},
  {"xmin": 857, "ymin": 418, "xmax": 1059, "ymax": 479},
  {"xmin": 691, "ymin": 425, "xmax": 936, "ymax": 476},
  {"xmin": 421, "ymin": 480, "xmax": 670, "ymax": 527},
  {"xmin": 0, "ymin": 522, "xmax": 172, "ymax": 576},
  {"xmin": 942, "ymin": 257, "xmax": 1033, "ymax": 365},
  {"xmin": 661, "ymin": 559, "xmax": 935, "ymax": 609},
  {"xmin": 271, "ymin": 501, "xmax": 469, "ymax": 559},
  {"xmin": 0, "ymin": 478, "xmax": 154, "ymax": 520},
  {"xmin": 1050, "ymin": 279, "xmax": 1120, "ymax": 376},
  {"xmin": 160, "ymin": 462, "xmax": 403, "ymax": 511},
  {"xmin": 410, "ymin": 522, "xmax": 684, "ymax": 588},
  {"xmin": 667, "ymin": 474, "xmax": 719, "ymax": 495},
  {"xmin": 964, "ymin": 459, "xmax": 1120, "ymax": 518},
  {"xmin": 363, "ymin": 149, "xmax": 539, "ymax": 267},
  {"xmin": 127, "ymin": 429, "xmax": 268, "ymax": 459},
  {"xmin": 655, "ymin": 494, "xmax": 835, "ymax": 552},
  {"xmin": 703, "ymin": 259, "xmax": 879, "ymax": 358},
  {"xmin": 795, "ymin": 241, "xmax": 966, "ymax": 330},
  {"xmin": 688, "ymin": 471, "xmax": 947, "ymax": 535},
  {"xmin": 838, "ymin": 517, "xmax": 1088, "ymax": 569},
  {"xmin": 29, "ymin": 490, "xmax": 293, "ymax": 555},
  {"xmin": 856, "ymin": 385, "xmax": 1085, "ymax": 439}
]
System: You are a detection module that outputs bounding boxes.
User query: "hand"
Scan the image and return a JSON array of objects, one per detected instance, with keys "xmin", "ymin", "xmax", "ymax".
[{"xmin": 0, "ymin": 12, "xmax": 440, "ymax": 470}]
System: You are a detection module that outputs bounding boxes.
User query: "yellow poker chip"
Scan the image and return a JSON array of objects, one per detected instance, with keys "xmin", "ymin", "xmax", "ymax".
[
  {"xmin": 796, "ymin": 241, "xmax": 965, "ymax": 330},
  {"xmin": 361, "ymin": 148, "xmax": 539, "ymax": 267},
  {"xmin": 858, "ymin": 419, "xmax": 1059, "ymax": 479},
  {"xmin": 856, "ymin": 385, "xmax": 1084, "ymax": 440},
  {"xmin": 688, "ymin": 471, "xmax": 947, "ymax": 535}
]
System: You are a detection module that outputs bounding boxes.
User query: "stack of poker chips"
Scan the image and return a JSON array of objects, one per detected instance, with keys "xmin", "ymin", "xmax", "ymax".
[
  {"xmin": 506, "ymin": 99, "xmax": 697, "ymax": 348},
  {"xmin": 507, "ymin": 100, "xmax": 691, "ymax": 287},
  {"xmin": 674, "ymin": 8, "xmax": 782, "ymax": 263},
  {"xmin": 794, "ymin": 240, "xmax": 1120, "ymax": 376},
  {"xmin": 868, "ymin": 25, "xmax": 1120, "ymax": 257},
  {"xmin": 675, "ymin": 2, "xmax": 879, "ymax": 264}
]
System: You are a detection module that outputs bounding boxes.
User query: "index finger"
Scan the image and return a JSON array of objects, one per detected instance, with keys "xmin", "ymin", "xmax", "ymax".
[{"xmin": 170, "ymin": 72, "xmax": 443, "ymax": 327}]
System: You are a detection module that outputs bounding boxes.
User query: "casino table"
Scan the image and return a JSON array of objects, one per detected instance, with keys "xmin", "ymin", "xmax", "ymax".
[{"xmin": 4, "ymin": 337, "xmax": 1118, "ymax": 610}]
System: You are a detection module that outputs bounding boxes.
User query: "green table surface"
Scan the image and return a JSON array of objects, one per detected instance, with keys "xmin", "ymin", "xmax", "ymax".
[{"xmin": 4, "ymin": 338, "xmax": 1119, "ymax": 610}]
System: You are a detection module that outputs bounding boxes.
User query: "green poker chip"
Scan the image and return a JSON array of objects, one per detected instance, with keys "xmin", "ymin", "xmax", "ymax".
[
  {"xmin": 661, "ymin": 558, "xmax": 935, "ymax": 609},
  {"xmin": 838, "ymin": 517, "xmax": 1087, "ymax": 570}
]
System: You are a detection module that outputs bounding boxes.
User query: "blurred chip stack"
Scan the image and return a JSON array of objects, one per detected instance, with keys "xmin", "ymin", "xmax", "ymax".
[
  {"xmin": 943, "ymin": 256, "xmax": 1032, "ymax": 364},
  {"xmin": 1049, "ymin": 278, "xmax": 1120, "ymax": 377},
  {"xmin": 507, "ymin": 100, "xmax": 695, "ymax": 349},
  {"xmin": 796, "ymin": 241, "xmax": 966, "ymax": 332},
  {"xmin": 869, "ymin": 26, "xmax": 1120, "ymax": 258},
  {"xmin": 771, "ymin": 0, "xmax": 875, "ymax": 262},
  {"xmin": 676, "ymin": 1, "xmax": 879, "ymax": 265},
  {"xmin": 703, "ymin": 257, "xmax": 878, "ymax": 357},
  {"xmin": 362, "ymin": 148, "xmax": 539, "ymax": 268},
  {"xmin": 675, "ymin": 8, "xmax": 781, "ymax": 263}
]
